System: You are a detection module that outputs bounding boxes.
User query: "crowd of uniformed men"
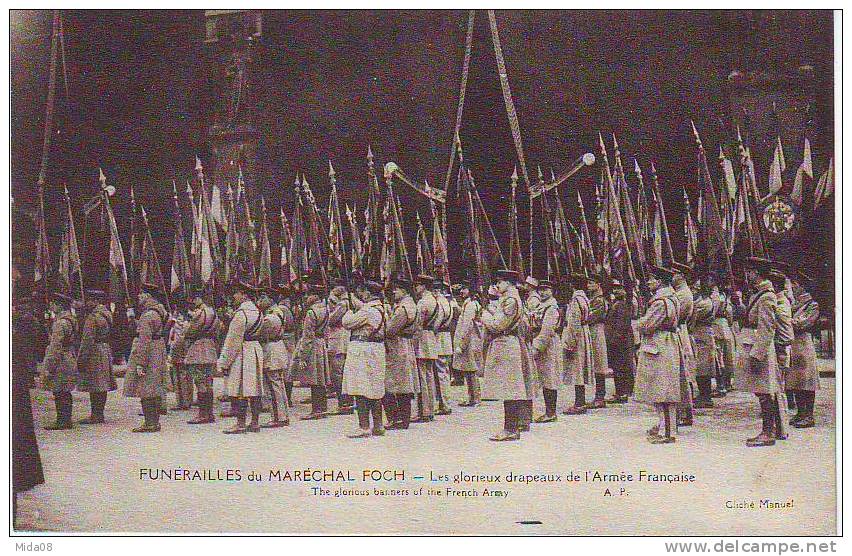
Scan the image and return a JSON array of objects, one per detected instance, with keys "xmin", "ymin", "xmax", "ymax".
[{"xmin": 32, "ymin": 256, "xmax": 822, "ymax": 446}]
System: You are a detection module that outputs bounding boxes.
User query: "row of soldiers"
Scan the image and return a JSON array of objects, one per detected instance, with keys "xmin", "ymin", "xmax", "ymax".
[{"xmin": 33, "ymin": 255, "xmax": 821, "ymax": 444}]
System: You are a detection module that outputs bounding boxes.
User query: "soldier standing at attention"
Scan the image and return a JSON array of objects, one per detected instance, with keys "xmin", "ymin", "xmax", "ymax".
[
  {"xmin": 633, "ymin": 266, "xmax": 683, "ymax": 444},
  {"xmin": 734, "ymin": 258, "xmax": 780, "ymax": 447},
  {"xmin": 341, "ymin": 279, "xmax": 387, "ymax": 438},
  {"xmin": 326, "ymin": 282, "xmax": 352, "ymax": 414},
  {"xmin": 76, "ymin": 289, "xmax": 116, "ymax": 424},
  {"xmin": 671, "ymin": 262, "xmax": 696, "ymax": 426},
  {"xmin": 453, "ymin": 281, "xmax": 483, "ymax": 407},
  {"xmin": 40, "ymin": 291, "xmax": 80, "ymax": 430},
  {"xmin": 291, "ymin": 283, "xmax": 331, "ymax": 420},
  {"xmin": 690, "ymin": 278, "xmax": 718, "ymax": 409},
  {"xmin": 562, "ymin": 273, "xmax": 593, "ymax": 415},
  {"xmin": 708, "ymin": 275, "xmax": 735, "ymax": 397},
  {"xmin": 433, "ymin": 279, "xmax": 454, "ymax": 416},
  {"xmin": 381, "ymin": 275, "xmax": 419, "ymax": 430},
  {"xmin": 529, "ymin": 280, "xmax": 562, "ymax": 422},
  {"xmin": 256, "ymin": 287, "xmax": 291, "ymax": 428},
  {"xmin": 124, "ymin": 283, "xmax": 169, "ymax": 433},
  {"xmin": 586, "ymin": 275, "xmax": 609, "ymax": 409},
  {"xmin": 787, "ymin": 275, "xmax": 820, "ymax": 428},
  {"xmin": 604, "ymin": 280, "xmax": 636, "ymax": 403},
  {"xmin": 520, "ymin": 276, "xmax": 541, "ymax": 312},
  {"xmin": 218, "ymin": 281, "xmax": 265, "ymax": 434},
  {"xmin": 412, "ymin": 274, "xmax": 438, "ymax": 423},
  {"xmin": 480, "ymin": 269, "xmax": 528, "ymax": 441},
  {"xmin": 769, "ymin": 270, "xmax": 793, "ymax": 441},
  {"xmin": 172, "ymin": 287, "xmax": 219, "ymax": 425}
]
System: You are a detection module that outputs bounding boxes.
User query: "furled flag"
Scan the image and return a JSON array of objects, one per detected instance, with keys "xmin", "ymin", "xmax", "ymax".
[
  {"xmin": 431, "ymin": 200, "xmax": 451, "ymax": 284},
  {"xmin": 34, "ymin": 192, "xmax": 50, "ymax": 286},
  {"xmin": 210, "ymin": 180, "xmax": 227, "ymax": 232},
  {"xmin": 813, "ymin": 158, "xmax": 834, "ymax": 210},
  {"xmin": 257, "ymin": 197, "xmax": 272, "ymax": 288},
  {"xmin": 345, "ymin": 204, "xmax": 364, "ymax": 274},
  {"xmin": 280, "ymin": 208, "xmax": 296, "ymax": 283},
  {"xmin": 719, "ymin": 146, "xmax": 738, "ymax": 201},
  {"xmin": 58, "ymin": 185, "xmax": 83, "ymax": 297},
  {"xmin": 415, "ymin": 211, "xmax": 432, "ymax": 276},
  {"xmin": 790, "ymin": 138, "xmax": 813, "ymax": 206},
  {"xmin": 692, "ymin": 122, "xmax": 732, "ymax": 283},
  {"xmin": 170, "ymin": 184, "xmax": 192, "ymax": 296},
  {"xmin": 768, "ymin": 136, "xmax": 786, "ymax": 196},
  {"xmin": 683, "ymin": 186, "xmax": 699, "ymax": 265}
]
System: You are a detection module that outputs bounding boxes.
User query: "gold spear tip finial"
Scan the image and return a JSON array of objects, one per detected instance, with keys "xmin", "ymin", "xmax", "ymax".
[
  {"xmin": 511, "ymin": 165, "xmax": 518, "ymax": 181},
  {"xmin": 612, "ymin": 132, "xmax": 619, "ymax": 152},
  {"xmin": 98, "ymin": 167, "xmax": 106, "ymax": 184},
  {"xmin": 367, "ymin": 144, "xmax": 374, "ymax": 161},
  {"xmin": 650, "ymin": 160, "xmax": 657, "ymax": 174},
  {"xmin": 719, "ymin": 145, "xmax": 726, "ymax": 160},
  {"xmin": 186, "ymin": 179, "xmax": 193, "ymax": 195},
  {"xmin": 690, "ymin": 120, "xmax": 702, "ymax": 146},
  {"xmin": 550, "ymin": 168, "xmax": 556, "ymax": 182},
  {"xmin": 328, "ymin": 160, "xmax": 335, "ymax": 178},
  {"xmin": 195, "ymin": 155, "xmax": 203, "ymax": 172},
  {"xmin": 736, "ymin": 125, "xmax": 743, "ymax": 143},
  {"xmin": 294, "ymin": 174, "xmax": 301, "ymax": 187},
  {"xmin": 172, "ymin": 179, "xmax": 178, "ymax": 196},
  {"xmin": 634, "ymin": 158, "xmax": 642, "ymax": 175},
  {"xmin": 537, "ymin": 165, "xmax": 544, "ymax": 181}
]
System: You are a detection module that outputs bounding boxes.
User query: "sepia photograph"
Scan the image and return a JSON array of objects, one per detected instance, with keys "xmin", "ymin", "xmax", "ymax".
[{"xmin": 8, "ymin": 4, "xmax": 841, "ymax": 540}]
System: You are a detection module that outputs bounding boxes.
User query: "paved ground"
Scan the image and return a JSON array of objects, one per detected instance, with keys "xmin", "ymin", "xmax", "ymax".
[{"xmin": 15, "ymin": 361, "xmax": 837, "ymax": 535}]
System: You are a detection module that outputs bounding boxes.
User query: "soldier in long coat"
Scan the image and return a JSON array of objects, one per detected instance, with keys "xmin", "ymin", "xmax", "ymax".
[
  {"xmin": 480, "ymin": 269, "xmax": 528, "ymax": 441},
  {"xmin": 605, "ymin": 280, "xmax": 636, "ymax": 403},
  {"xmin": 734, "ymin": 257, "xmax": 780, "ymax": 447},
  {"xmin": 40, "ymin": 291, "xmax": 79, "ymax": 430},
  {"xmin": 218, "ymin": 281, "xmax": 265, "ymax": 434},
  {"xmin": 769, "ymin": 271, "xmax": 793, "ymax": 440},
  {"xmin": 562, "ymin": 274, "xmax": 594, "ymax": 415},
  {"xmin": 529, "ymin": 280, "xmax": 562, "ymax": 422},
  {"xmin": 433, "ymin": 280, "xmax": 455, "ymax": 415},
  {"xmin": 171, "ymin": 287, "xmax": 219, "ymax": 424},
  {"xmin": 381, "ymin": 275, "xmax": 419, "ymax": 429},
  {"xmin": 788, "ymin": 277, "xmax": 820, "ymax": 428},
  {"xmin": 341, "ymin": 279, "xmax": 387, "ymax": 438},
  {"xmin": 256, "ymin": 287, "xmax": 291, "ymax": 428},
  {"xmin": 327, "ymin": 284, "xmax": 352, "ymax": 413},
  {"xmin": 690, "ymin": 280, "xmax": 717, "ymax": 408},
  {"xmin": 586, "ymin": 276, "xmax": 609, "ymax": 409},
  {"xmin": 708, "ymin": 275, "xmax": 736, "ymax": 397},
  {"xmin": 412, "ymin": 274, "xmax": 438, "ymax": 422},
  {"xmin": 76, "ymin": 289, "xmax": 116, "ymax": 424},
  {"xmin": 633, "ymin": 266, "xmax": 684, "ymax": 444},
  {"xmin": 671, "ymin": 263, "xmax": 696, "ymax": 426},
  {"xmin": 124, "ymin": 283, "xmax": 169, "ymax": 433},
  {"xmin": 453, "ymin": 281, "xmax": 483, "ymax": 406},
  {"xmin": 280, "ymin": 283, "xmax": 301, "ymax": 407},
  {"xmin": 291, "ymin": 285, "xmax": 331, "ymax": 419}
]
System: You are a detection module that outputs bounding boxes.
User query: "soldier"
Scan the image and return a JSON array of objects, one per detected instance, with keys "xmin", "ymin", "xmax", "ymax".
[
  {"xmin": 605, "ymin": 279, "xmax": 636, "ymax": 403},
  {"xmin": 788, "ymin": 275, "xmax": 820, "ymax": 428},
  {"xmin": 586, "ymin": 275, "xmax": 609, "ymax": 409},
  {"xmin": 256, "ymin": 286, "xmax": 291, "ymax": 428},
  {"xmin": 124, "ymin": 283, "xmax": 169, "ymax": 433},
  {"xmin": 529, "ymin": 279, "xmax": 562, "ymax": 422},
  {"xmin": 671, "ymin": 262, "xmax": 696, "ymax": 426},
  {"xmin": 76, "ymin": 289, "xmax": 116, "ymax": 424},
  {"xmin": 40, "ymin": 291, "xmax": 80, "ymax": 430},
  {"xmin": 691, "ymin": 278, "xmax": 718, "ymax": 409},
  {"xmin": 291, "ymin": 283, "xmax": 331, "ymax": 420},
  {"xmin": 520, "ymin": 276, "xmax": 541, "ymax": 312},
  {"xmin": 769, "ymin": 270, "xmax": 792, "ymax": 441},
  {"xmin": 412, "ymin": 274, "xmax": 438, "ymax": 423},
  {"xmin": 327, "ymin": 282, "xmax": 352, "ymax": 414},
  {"xmin": 218, "ymin": 281, "xmax": 265, "ymax": 434},
  {"xmin": 480, "ymin": 269, "xmax": 528, "ymax": 441},
  {"xmin": 633, "ymin": 266, "xmax": 683, "ymax": 444},
  {"xmin": 341, "ymin": 279, "xmax": 387, "ymax": 438},
  {"xmin": 562, "ymin": 273, "xmax": 593, "ymax": 415},
  {"xmin": 433, "ymin": 279, "xmax": 454, "ymax": 416},
  {"xmin": 708, "ymin": 275, "xmax": 735, "ymax": 397},
  {"xmin": 382, "ymin": 275, "xmax": 419, "ymax": 430},
  {"xmin": 734, "ymin": 257, "xmax": 780, "ymax": 447},
  {"xmin": 171, "ymin": 287, "xmax": 219, "ymax": 425},
  {"xmin": 453, "ymin": 281, "xmax": 484, "ymax": 407},
  {"xmin": 448, "ymin": 283, "xmax": 465, "ymax": 386},
  {"xmin": 168, "ymin": 299, "xmax": 193, "ymax": 411}
]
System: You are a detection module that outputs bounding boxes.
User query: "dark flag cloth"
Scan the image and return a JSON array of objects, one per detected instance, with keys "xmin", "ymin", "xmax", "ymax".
[{"xmin": 692, "ymin": 123, "xmax": 733, "ymax": 285}]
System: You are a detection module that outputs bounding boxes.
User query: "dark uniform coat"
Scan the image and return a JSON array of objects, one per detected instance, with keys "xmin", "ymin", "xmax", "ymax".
[
  {"xmin": 605, "ymin": 296, "xmax": 636, "ymax": 374},
  {"xmin": 12, "ymin": 301, "xmax": 45, "ymax": 492},
  {"xmin": 587, "ymin": 291, "xmax": 609, "ymax": 376},
  {"xmin": 124, "ymin": 299, "xmax": 168, "ymax": 399},
  {"xmin": 690, "ymin": 295, "xmax": 717, "ymax": 378},
  {"xmin": 734, "ymin": 280, "xmax": 779, "ymax": 395},
  {"xmin": 41, "ymin": 310, "xmax": 79, "ymax": 393},
  {"xmin": 77, "ymin": 304, "xmax": 117, "ymax": 392},
  {"xmin": 291, "ymin": 300, "xmax": 331, "ymax": 386},
  {"xmin": 788, "ymin": 292, "xmax": 820, "ymax": 391}
]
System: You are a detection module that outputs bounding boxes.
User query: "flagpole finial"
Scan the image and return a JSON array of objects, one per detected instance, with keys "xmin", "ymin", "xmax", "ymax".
[
  {"xmin": 99, "ymin": 167, "xmax": 106, "ymax": 185},
  {"xmin": 649, "ymin": 160, "xmax": 657, "ymax": 175},
  {"xmin": 195, "ymin": 155, "xmax": 203, "ymax": 172},
  {"xmin": 736, "ymin": 125, "xmax": 743, "ymax": 144},
  {"xmin": 511, "ymin": 165, "xmax": 518, "ymax": 182},
  {"xmin": 719, "ymin": 145, "xmax": 726, "ymax": 160},
  {"xmin": 690, "ymin": 120, "xmax": 703, "ymax": 149},
  {"xmin": 185, "ymin": 179, "xmax": 193, "ymax": 196},
  {"xmin": 612, "ymin": 132, "xmax": 619, "ymax": 151},
  {"xmin": 550, "ymin": 168, "xmax": 556, "ymax": 183},
  {"xmin": 536, "ymin": 165, "xmax": 544, "ymax": 183},
  {"xmin": 328, "ymin": 160, "xmax": 336, "ymax": 179},
  {"xmin": 367, "ymin": 144, "xmax": 374, "ymax": 161},
  {"xmin": 633, "ymin": 158, "xmax": 642, "ymax": 177}
]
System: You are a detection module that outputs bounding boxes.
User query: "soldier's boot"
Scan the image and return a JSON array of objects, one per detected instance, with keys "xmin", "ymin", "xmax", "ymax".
[
  {"xmin": 490, "ymin": 401, "xmax": 520, "ymax": 441},
  {"xmin": 188, "ymin": 392, "xmax": 215, "ymax": 424},
  {"xmin": 223, "ymin": 399, "xmax": 249, "ymax": 434},
  {"xmin": 535, "ymin": 388, "xmax": 558, "ymax": 423},
  {"xmin": 585, "ymin": 373, "xmax": 607, "ymax": 409},
  {"xmin": 606, "ymin": 373, "xmax": 625, "ymax": 404},
  {"xmin": 785, "ymin": 390, "xmax": 797, "ymax": 412},
  {"xmin": 396, "ymin": 394, "xmax": 412, "ymax": 429},
  {"xmin": 336, "ymin": 390, "xmax": 355, "ymax": 414},
  {"xmin": 382, "ymin": 393, "xmax": 397, "ymax": 429},
  {"xmin": 301, "ymin": 386, "xmax": 327, "ymax": 420},
  {"xmin": 45, "ymin": 392, "xmax": 74, "ymax": 430},
  {"xmin": 563, "ymin": 386, "xmax": 587, "ymax": 415},
  {"xmin": 370, "ymin": 399, "xmax": 385, "ymax": 436},
  {"xmin": 285, "ymin": 382, "xmax": 295, "ymax": 408},
  {"xmin": 649, "ymin": 404, "xmax": 677, "ymax": 444},
  {"xmin": 347, "ymin": 396, "xmax": 372, "ymax": 438},
  {"xmin": 221, "ymin": 398, "xmax": 239, "ymax": 418},
  {"xmin": 772, "ymin": 394, "xmax": 788, "ymax": 440},
  {"xmin": 518, "ymin": 399, "xmax": 532, "ymax": 431},
  {"xmin": 746, "ymin": 394, "xmax": 776, "ymax": 447},
  {"xmin": 132, "ymin": 397, "xmax": 161, "ymax": 433},
  {"xmin": 247, "ymin": 397, "xmax": 262, "ymax": 432},
  {"xmin": 694, "ymin": 377, "xmax": 714, "ymax": 408},
  {"xmin": 792, "ymin": 391, "xmax": 816, "ymax": 428},
  {"xmin": 80, "ymin": 392, "xmax": 107, "ymax": 424}
]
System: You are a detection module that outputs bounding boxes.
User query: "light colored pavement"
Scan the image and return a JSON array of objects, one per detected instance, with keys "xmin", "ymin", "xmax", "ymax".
[{"xmin": 15, "ymin": 366, "xmax": 836, "ymax": 535}]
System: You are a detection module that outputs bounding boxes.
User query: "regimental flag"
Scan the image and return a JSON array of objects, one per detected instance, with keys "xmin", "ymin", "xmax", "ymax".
[
  {"xmin": 431, "ymin": 201, "xmax": 451, "ymax": 284},
  {"xmin": 280, "ymin": 208, "xmax": 296, "ymax": 283},
  {"xmin": 58, "ymin": 186, "xmax": 83, "ymax": 298},
  {"xmin": 507, "ymin": 167, "xmax": 526, "ymax": 276},
  {"xmin": 719, "ymin": 146, "xmax": 738, "ymax": 201},
  {"xmin": 791, "ymin": 138, "xmax": 814, "ymax": 207},
  {"xmin": 223, "ymin": 183, "xmax": 239, "ymax": 284},
  {"xmin": 814, "ymin": 158, "xmax": 834, "ymax": 210},
  {"xmin": 598, "ymin": 133, "xmax": 634, "ymax": 284},
  {"xmin": 289, "ymin": 183, "xmax": 310, "ymax": 281},
  {"xmin": 34, "ymin": 190, "xmax": 50, "ymax": 286},
  {"xmin": 235, "ymin": 172, "xmax": 258, "ymax": 283},
  {"xmin": 648, "ymin": 161, "xmax": 674, "ymax": 267},
  {"xmin": 692, "ymin": 122, "xmax": 732, "ymax": 284},
  {"xmin": 612, "ymin": 140, "xmax": 645, "ymax": 282},
  {"xmin": 768, "ymin": 136, "xmax": 786, "ymax": 197},
  {"xmin": 196, "ymin": 174, "xmax": 217, "ymax": 286},
  {"xmin": 257, "ymin": 197, "xmax": 273, "ymax": 288},
  {"xmin": 683, "ymin": 186, "xmax": 699, "ymax": 265},
  {"xmin": 415, "ymin": 211, "xmax": 433, "ymax": 276},
  {"xmin": 170, "ymin": 184, "xmax": 192, "ymax": 297},
  {"xmin": 128, "ymin": 183, "xmax": 140, "ymax": 297},
  {"xmin": 140, "ymin": 206, "xmax": 170, "ymax": 309},
  {"xmin": 345, "ymin": 204, "xmax": 364, "ymax": 273},
  {"xmin": 210, "ymin": 180, "xmax": 227, "ymax": 232},
  {"xmin": 576, "ymin": 190, "xmax": 597, "ymax": 274}
]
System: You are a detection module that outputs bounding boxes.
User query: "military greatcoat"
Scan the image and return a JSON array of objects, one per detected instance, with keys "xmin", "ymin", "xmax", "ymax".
[
  {"xmin": 633, "ymin": 286, "xmax": 684, "ymax": 404},
  {"xmin": 529, "ymin": 296, "xmax": 562, "ymax": 391},
  {"xmin": 734, "ymin": 280, "xmax": 779, "ymax": 395},
  {"xmin": 219, "ymin": 300, "xmax": 265, "ymax": 398},
  {"xmin": 562, "ymin": 290, "xmax": 593, "ymax": 386},
  {"xmin": 384, "ymin": 295, "xmax": 419, "ymax": 395},
  {"xmin": 481, "ymin": 291, "xmax": 528, "ymax": 401},
  {"xmin": 41, "ymin": 310, "xmax": 79, "ymax": 393},
  {"xmin": 124, "ymin": 299, "xmax": 168, "ymax": 399},
  {"xmin": 788, "ymin": 291, "xmax": 820, "ymax": 392},
  {"xmin": 452, "ymin": 296, "xmax": 484, "ymax": 376},
  {"xmin": 76, "ymin": 304, "xmax": 116, "ymax": 392}
]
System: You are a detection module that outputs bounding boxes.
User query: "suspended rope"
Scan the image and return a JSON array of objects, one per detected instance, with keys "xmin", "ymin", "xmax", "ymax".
[{"xmin": 442, "ymin": 10, "xmax": 476, "ymax": 195}]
